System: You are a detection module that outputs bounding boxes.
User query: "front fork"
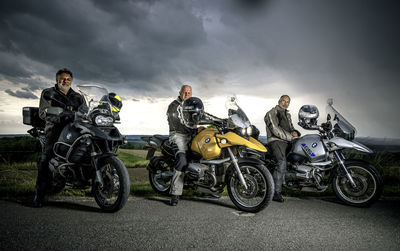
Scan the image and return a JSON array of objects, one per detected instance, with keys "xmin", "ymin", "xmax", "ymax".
[
  {"xmin": 333, "ymin": 151, "xmax": 356, "ymax": 188},
  {"xmin": 89, "ymin": 140, "xmax": 104, "ymax": 188},
  {"xmin": 227, "ymin": 147, "xmax": 248, "ymax": 190}
]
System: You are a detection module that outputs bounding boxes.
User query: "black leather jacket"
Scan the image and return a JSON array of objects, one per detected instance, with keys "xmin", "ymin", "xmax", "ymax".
[
  {"xmin": 167, "ymin": 97, "xmax": 193, "ymax": 135},
  {"xmin": 39, "ymin": 84, "xmax": 87, "ymax": 132}
]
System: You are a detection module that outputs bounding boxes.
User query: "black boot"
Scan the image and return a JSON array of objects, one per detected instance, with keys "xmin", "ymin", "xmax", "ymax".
[
  {"xmin": 32, "ymin": 194, "xmax": 43, "ymax": 208},
  {"xmin": 170, "ymin": 195, "xmax": 179, "ymax": 206},
  {"xmin": 31, "ymin": 182, "xmax": 46, "ymax": 208},
  {"xmin": 272, "ymin": 192, "xmax": 285, "ymax": 203}
]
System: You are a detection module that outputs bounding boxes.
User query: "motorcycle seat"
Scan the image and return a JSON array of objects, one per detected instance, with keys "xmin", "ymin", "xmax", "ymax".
[{"xmin": 147, "ymin": 134, "xmax": 169, "ymax": 147}]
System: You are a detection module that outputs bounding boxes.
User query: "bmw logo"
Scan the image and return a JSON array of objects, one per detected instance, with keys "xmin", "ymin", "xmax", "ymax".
[
  {"xmin": 205, "ymin": 138, "xmax": 211, "ymax": 143},
  {"xmin": 312, "ymin": 142, "xmax": 318, "ymax": 148},
  {"xmin": 66, "ymin": 133, "xmax": 72, "ymax": 140}
]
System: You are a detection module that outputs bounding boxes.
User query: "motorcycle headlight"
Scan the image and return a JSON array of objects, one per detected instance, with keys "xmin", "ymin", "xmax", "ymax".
[
  {"xmin": 94, "ymin": 115, "xmax": 114, "ymax": 126},
  {"xmin": 246, "ymin": 126, "xmax": 252, "ymax": 136},
  {"xmin": 240, "ymin": 126, "xmax": 253, "ymax": 136}
]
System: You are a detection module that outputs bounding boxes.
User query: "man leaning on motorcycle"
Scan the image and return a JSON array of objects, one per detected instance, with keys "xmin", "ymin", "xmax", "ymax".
[
  {"xmin": 264, "ymin": 95, "xmax": 300, "ymax": 203},
  {"xmin": 32, "ymin": 68, "xmax": 87, "ymax": 207}
]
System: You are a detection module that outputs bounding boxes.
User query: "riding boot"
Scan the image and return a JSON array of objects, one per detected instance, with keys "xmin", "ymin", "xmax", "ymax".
[
  {"xmin": 273, "ymin": 192, "xmax": 285, "ymax": 203},
  {"xmin": 32, "ymin": 182, "xmax": 46, "ymax": 208}
]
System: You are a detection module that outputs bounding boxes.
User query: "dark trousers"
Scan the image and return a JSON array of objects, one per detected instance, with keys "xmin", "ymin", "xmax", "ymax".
[
  {"xmin": 35, "ymin": 127, "xmax": 61, "ymax": 200},
  {"xmin": 269, "ymin": 140, "xmax": 289, "ymax": 194}
]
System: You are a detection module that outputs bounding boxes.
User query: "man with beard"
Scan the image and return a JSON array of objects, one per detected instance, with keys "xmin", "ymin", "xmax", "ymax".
[{"xmin": 32, "ymin": 68, "xmax": 87, "ymax": 207}]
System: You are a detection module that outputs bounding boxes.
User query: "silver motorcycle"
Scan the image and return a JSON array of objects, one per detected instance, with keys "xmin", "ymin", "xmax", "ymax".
[{"xmin": 264, "ymin": 99, "xmax": 383, "ymax": 207}]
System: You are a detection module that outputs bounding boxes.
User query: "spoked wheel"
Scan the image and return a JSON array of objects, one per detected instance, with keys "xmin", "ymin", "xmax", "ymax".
[
  {"xmin": 148, "ymin": 157, "xmax": 173, "ymax": 195},
  {"xmin": 227, "ymin": 164, "xmax": 274, "ymax": 213},
  {"xmin": 332, "ymin": 161, "xmax": 383, "ymax": 207},
  {"xmin": 92, "ymin": 157, "xmax": 130, "ymax": 212}
]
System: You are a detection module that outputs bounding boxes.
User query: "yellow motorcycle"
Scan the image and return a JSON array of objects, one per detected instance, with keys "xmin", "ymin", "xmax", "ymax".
[{"xmin": 142, "ymin": 96, "xmax": 274, "ymax": 212}]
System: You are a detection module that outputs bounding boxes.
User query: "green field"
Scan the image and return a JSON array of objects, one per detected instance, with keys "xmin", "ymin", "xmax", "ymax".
[{"xmin": 0, "ymin": 149, "xmax": 399, "ymax": 199}]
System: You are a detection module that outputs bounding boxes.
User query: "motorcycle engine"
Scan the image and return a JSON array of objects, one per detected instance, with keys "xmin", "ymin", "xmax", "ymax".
[
  {"xmin": 49, "ymin": 158, "xmax": 76, "ymax": 182},
  {"xmin": 186, "ymin": 163, "xmax": 217, "ymax": 187},
  {"xmin": 285, "ymin": 164, "xmax": 325, "ymax": 190}
]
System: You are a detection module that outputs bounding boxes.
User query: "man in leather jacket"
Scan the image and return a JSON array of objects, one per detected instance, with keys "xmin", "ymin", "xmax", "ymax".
[
  {"xmin": 264, "ymin": 95, "xmax": 300, "ymax": 203},
  {"xmin": 32, "ymin": 68, "xmax": 87, "ymax": 207},
  {"xmin": 167, "ymin": 85, "xmax": 195, "ymax": 206}
]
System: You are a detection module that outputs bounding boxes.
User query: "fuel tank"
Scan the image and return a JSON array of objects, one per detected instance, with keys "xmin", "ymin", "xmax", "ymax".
[
  {"xmin": 291, "ymin": 134, "xmax": 327, "ymax": 162},
  {"xmin": 191, "ymin": 128, "xmax": 221, "ymax": 160}
]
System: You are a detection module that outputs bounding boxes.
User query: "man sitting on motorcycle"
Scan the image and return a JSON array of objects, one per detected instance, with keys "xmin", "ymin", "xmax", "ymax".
[
  {"xmin": 264, "ymin": 95, "xmax": 300, "ymax": 203},
  {"xmin": 32, "ymin": 68, "xmax": 87, "ymax": 207},
  {"xmin": 167, "ymin": 85, "xmax": 206, "ymax": 206}
]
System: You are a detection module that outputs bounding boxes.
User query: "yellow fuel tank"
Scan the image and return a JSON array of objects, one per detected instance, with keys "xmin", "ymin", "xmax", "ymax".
[{"xmin": 191, "ymin": 128, "xmax": 221, "ymax": 160}]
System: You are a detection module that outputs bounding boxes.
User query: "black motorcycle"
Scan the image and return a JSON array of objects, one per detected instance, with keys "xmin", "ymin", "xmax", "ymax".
[{"xmin": 23, "ymin": 85, "xmax": 130, "ymax": 212}]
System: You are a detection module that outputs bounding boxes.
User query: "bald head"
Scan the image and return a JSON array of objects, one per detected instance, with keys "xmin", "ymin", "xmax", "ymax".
[{"xmin": 179, "ymin": 85, "xmax": 192, "ymax": 101}]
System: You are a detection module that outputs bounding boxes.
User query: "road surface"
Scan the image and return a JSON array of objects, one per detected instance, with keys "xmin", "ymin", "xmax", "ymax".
[{"xmin": 1, "ymin": 196, "xmax": 399, "ymax": 250}]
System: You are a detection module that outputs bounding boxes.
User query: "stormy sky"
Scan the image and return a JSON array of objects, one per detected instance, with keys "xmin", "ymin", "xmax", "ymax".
[{"xmin": 1, "ymin": 0, "xmax": 399, "ymax": 137}]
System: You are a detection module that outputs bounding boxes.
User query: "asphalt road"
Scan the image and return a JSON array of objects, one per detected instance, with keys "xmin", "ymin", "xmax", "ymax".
[{"xmin": 1, "ymin": 196, "xmax": 399, "ymax": 250}]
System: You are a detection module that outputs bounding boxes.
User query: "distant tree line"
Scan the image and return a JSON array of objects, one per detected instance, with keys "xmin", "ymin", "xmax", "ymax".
[
  {"xmin": 119, "ymin": 141, "xmax": 146, "ymax": 150},
  {"xmin": 0, "ymin": 136, "xmax": 40, "ymax": 163}
]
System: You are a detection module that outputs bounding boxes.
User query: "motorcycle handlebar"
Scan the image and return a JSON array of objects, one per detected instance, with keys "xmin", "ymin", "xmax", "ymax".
[{"xmin": 200, "ymin": 112, "xmax": 227, "ymax": 127}]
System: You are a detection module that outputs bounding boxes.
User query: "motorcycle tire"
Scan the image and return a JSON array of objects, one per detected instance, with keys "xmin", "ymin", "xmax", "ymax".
[
  {"xmin": 332, "ymin": 160, "xmax": 383, "ymax": 207},
  {"xmin": 227, "ymin": 164, "xmax": 274, "ymax": 213},
  {"xmin": 92, "ymin": 156, "xmax": 130, "ymax": 212},
  {"xmin": 148, "ymin": 156, "xmax": 172, "ymax": 196}
]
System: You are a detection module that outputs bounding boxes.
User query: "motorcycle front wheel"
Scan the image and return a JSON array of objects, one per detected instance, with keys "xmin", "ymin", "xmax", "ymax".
[
  {"xmin": 332, "ymin": 161, "xmax": 383, "ymax": 207},
  {"xmin": 92, "ymin": 157, "xmax": 130, "ymax": 212},
  {"xmin": 227, "ymin": 164, "xmax": 274, "ymax": 213}
]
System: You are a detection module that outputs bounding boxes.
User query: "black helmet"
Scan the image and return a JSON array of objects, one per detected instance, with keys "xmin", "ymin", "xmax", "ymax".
[
  {"xmin": 100, "ymin": 92, "xmax": 123, "ymax": 113},
  {"xmin": 298, "ymin": 105, "xmax": 319, "ymax": 129},
  {"xmin": 179, "ymin": 97, "xmax": 204, "ymax": 128}
]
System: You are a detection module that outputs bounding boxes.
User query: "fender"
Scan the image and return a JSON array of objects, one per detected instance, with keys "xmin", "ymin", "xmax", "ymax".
[
  {"xmin": 237, "ymin": 157, "xmax": 265, "ymax": 166},
  {"xmin": 328, "ymin": 137, "xmax": 373, "ymax": 153},
  {"xmin": 146, "ymin": 156, "xmax": 170, "ymax": 173},
  {"xmin": 225, "ymin": 157, "xmax": 266, "ymax": 183},
  {"xmin": 329, "ymin": 158, "xmax": 378, "ymax": 182}
]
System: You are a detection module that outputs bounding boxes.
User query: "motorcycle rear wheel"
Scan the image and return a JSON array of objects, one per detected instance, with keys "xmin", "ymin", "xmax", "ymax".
[
  {"xmin": 92, "ymin": 157, "xmax": 130, "ymax": 212},
  {"xmin": 332, "ymin": 161, "xmax": 383, "ymax": 207},
  {"xmin": 148, "ymin": 157, "xmax": 172, "ymax": 195},
  {"xmin": 227, "ymin": 164, "xmax": 274, "ymax": 213}
]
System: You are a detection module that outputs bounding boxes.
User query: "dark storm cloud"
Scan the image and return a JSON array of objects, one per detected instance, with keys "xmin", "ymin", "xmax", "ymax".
[
  {"xmin": 0, "ymin": 0, "xmax": 400, "ymax": 137},
  {"xmin": 0, "ymin": 0, "xmax": 209, "ymax": 95},
  {"xmin": 5, "ymin": 88, "xmax": 38, "ymax": 99}
]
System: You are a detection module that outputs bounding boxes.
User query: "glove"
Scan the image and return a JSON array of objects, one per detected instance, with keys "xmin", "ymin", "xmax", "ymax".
[{"xmin": 60, "ymin": 110, "xmax": 75, "ymax": 123}]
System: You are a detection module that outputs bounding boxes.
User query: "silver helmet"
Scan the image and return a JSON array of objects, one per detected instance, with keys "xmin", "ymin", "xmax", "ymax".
[{"xmin": 298, "ymin": 105, "xmax": 319, "ymax": 129}]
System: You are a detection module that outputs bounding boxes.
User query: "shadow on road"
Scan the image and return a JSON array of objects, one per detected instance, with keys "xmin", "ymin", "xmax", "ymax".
[
  {"xmin": 11, "ymin": 197, "xmax": 103, "ymax": 213},
  {"xmin": 44, "ymin": 201, "xmax": 103, "ymax": 213},
  {"xmin": 146, "ymin": 196, "xmax": 237, "ymax": 210}
]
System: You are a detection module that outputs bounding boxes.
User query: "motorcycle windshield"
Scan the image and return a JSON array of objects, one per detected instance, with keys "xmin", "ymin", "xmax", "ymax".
[
  {"xmin": 326, "ymin": 99, "xmax": 357, "ymax": 140},
  {"xmin": 225, "ymin": 96, "xmax": 251, "ymax": 129},
  {"xmin": 77, "ymin": 85, "xmax": 110, "ymax": 114}
]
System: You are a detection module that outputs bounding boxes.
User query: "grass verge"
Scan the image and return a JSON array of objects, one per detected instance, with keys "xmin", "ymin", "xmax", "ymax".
[{"xmin": 1, "ymin": 149, "xmax": 399, "ymax": 199}]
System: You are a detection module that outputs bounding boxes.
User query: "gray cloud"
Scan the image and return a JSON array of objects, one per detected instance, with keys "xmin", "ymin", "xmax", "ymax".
[
  {"xmin": 5, "ymin": 88, "xmax": 38, "ymax": 99},
  {"xmin": 0, "ymin": 0, "xmax": 209, "ymax": 96},
  {"xmin": 0, "ymin": 0, "xmax": 399, "ymax": 137}
]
